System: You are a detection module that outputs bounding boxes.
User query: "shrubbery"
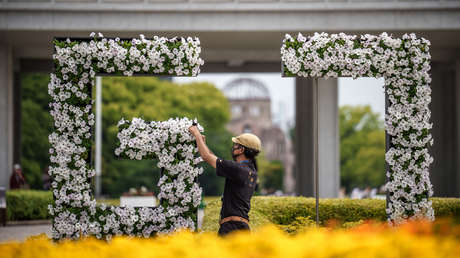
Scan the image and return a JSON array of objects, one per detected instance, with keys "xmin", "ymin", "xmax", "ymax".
[
  {"xmin": 6, "ymin": 190, "xmax": 52, "ymax": 221},
  {"xmin": 203, "ymin": 196, "xmax": 460, "ymax": 232},
  {"xmin": 6, "ymin": 192, "xmax": 460, "ymax": 226}
]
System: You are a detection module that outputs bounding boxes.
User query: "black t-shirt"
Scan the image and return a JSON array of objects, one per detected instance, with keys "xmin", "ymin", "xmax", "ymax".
[{"xmin": 216, "ymin": 158, "xmax": 257, "ymax": 221}]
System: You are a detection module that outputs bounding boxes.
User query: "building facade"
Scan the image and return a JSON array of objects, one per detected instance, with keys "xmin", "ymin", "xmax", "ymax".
[{"xmin": 223, "ymin": 78, "xmax": 295, "ymax": 194}]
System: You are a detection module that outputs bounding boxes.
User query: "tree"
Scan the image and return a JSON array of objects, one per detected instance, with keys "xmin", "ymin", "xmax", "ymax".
[
  {"xmin": 257, "ymin": 151, "xmax": 284, "ymax": 194},
  {"xmin": 21, "ymin": 73, "xmax": 53, "ymax": 189},
  {"xmin": 339, "ymin": 105, "xmax": 385, "ymax": 192}
]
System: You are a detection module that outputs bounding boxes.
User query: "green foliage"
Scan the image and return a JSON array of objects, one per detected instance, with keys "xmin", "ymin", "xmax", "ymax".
[
  {"xmin": 430, "ymin": 197, "xmax": 460, "ymax": 223},
  {"xmin": 251, "ymin": 197, "xmax": 387, "ymax": 225},
  {"xmin": 257, "ymin": 152, "xmax": 284, "ymax": 194},
  {"xmin": 341, "ymin": 220, "xmax": 365, "ymax": 229},
  {"xmin": 21, "ymin": 73, "xmax": 53, "ymax": 190},
  {"xmin": 6, "ymin": 190, "xmax": 52, "ymax": 221},
  {"xmin": 6, "ymin": 193, "xmax": 460, "ymax": 226},
  {"xmin": 339, "ymin": 105, "xmax": 386, "ymax": 192},
  {"xmin": 277, "ymin": 216, "xmax": 316, "ymax": 234},
  {"xmin": 202, "ymin": 196, "xmax": 460, "ymax": 232}
]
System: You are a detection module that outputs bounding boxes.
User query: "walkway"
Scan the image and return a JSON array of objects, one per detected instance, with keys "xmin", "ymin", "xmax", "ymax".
[{"xmin": 0, "ymin": 222, "xmax": 51, "ymax": 243}]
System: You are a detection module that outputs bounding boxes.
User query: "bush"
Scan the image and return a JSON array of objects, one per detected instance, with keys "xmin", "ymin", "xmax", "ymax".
[
  {"xmin": 6, "ymin": 192, "xmax": 460, "ymax": 225},
  {"xmin": 431, "ymin": 197, "xmax": 460, "ymax": 222},
  {"xmin": 202, "ymin": 196, "xmax": 460, "ymax": 232},
  {"xmin": 253, "ymin": 197, "xmax": 460, "ymax": 225},
  {"xmin": 277, "ymin": 216, "xmax": 316, "ymax": 234},
  {"xmin": 252, "ymin": 197, "xmax": 388, "ymax": 225},
  {"xmin": 6, "ymin": 190, "xmax": 52, "ymax": 221}
]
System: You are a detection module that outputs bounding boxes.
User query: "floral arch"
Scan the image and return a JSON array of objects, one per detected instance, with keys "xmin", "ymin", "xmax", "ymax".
[
  {"xmin": 281, "ymin": 32, "xmax": 434, "ymax": 224},
  {"xmin": 48, "ymin": 33, "xmax": 204, "ymax": 240}
]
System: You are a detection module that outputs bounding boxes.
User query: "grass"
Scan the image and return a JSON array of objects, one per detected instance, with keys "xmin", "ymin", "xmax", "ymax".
[{"xmin": 96, "ymin": 198, "xmax": 120, "ymax": 206}]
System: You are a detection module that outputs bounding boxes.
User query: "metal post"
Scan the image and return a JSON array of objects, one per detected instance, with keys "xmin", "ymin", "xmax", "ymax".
[
  {"xmin": 385, "ymin": 84, "xmax": 390, "ymax": 217},
  {"xmin": 313, "ymin": 78, "xmax": 319, "ymax": 226},
  {"xmin": 95, "ymin": 76, "xmax": 102, "ymax": 198}
]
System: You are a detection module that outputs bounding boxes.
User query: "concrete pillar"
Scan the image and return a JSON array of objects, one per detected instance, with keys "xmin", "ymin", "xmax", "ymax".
[
  {"xmin": 0, "ymin": 44, "xmax": 14, "ymax": 190},
  {"xmin": 456, "ymin": 60, "xmax": 460, "ymax": 197},
  {"xmin": 429, "ymin": 61, "xmax": 459, "ymax": 197},
  {"xmin": 295, "ymin": 77, "xmax": 339, "ymax": 198},
  {"xmin": 13, "ymin": 72, "xmax": 21, "ymax": 165},
  {"xmin": 318, "ymin": 78, "xmax": 339, "ymax": 198}
]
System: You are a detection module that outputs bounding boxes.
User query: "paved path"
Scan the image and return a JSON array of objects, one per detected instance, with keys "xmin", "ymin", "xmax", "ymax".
[{"xmin": 0, "ymin": 224, "xmax": 52, "ymax": 243}]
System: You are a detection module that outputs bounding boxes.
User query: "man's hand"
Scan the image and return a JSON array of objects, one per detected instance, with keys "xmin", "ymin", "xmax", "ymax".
[
  {"xmin": 188, "ymin": 125, "xmax": 217, "ymax": 168},
  {"xmin": 188, "ymin": 125, "xmax": 201, "ymax": 138}
]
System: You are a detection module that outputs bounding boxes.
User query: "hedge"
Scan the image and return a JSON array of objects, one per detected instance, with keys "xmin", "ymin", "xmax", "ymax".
[
  {"xmin": 203, "ymin": 196, "xmax": 460, "ymax": 232},
  {"xmin": 6, "ymin": 190, "xmax": 53, "ymax": 221},
  {"xmin": 254, "ymin": 196, "xmax": 460, "ymax": 224},
  {"xmin": 5, "ymin": 191, "xmax": 460, "ymax": 226}
]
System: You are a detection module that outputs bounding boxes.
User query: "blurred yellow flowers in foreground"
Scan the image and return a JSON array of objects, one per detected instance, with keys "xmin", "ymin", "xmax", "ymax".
[{"xmin": 1, "ymin": 219, "xmax": 459, "ymax": 258}]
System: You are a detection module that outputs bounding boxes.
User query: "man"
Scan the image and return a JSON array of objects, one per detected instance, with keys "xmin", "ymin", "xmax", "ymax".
[{"xmin": 188, "ymin": 125, "xmax": 261, "ymax": 236}]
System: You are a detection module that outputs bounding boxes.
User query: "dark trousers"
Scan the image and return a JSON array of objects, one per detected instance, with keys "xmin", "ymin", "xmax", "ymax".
[{"xmin": 218, "ymin": 221, "xmax": 250, "ymax": 236}]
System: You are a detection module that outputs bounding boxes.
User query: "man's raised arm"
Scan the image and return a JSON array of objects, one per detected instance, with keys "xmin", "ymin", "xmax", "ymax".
[{"xmin": 189, "ymin": 125, "xmax": 217, "ymax": 168}]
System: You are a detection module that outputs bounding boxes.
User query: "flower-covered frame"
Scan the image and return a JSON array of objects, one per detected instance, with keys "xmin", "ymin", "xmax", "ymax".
[
  {"xmin": 48, "ymin": 33, "xmax": 205, "ymax": 240},
  {"xmin": 281, "ymin": 32, "xmax": 434, "ymax": 224}
]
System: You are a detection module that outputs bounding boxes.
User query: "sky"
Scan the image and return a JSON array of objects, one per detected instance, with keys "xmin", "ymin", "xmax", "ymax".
[{"xmin": 174, "ymin": 74, "xmax": 385, "ymax": 133}]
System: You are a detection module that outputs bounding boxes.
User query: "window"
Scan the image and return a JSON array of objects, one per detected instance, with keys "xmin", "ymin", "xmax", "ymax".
[
  {"xmin": 243, "ymin": 124, "xmax": 252, "ymax": 133},
  {"xmin": 232, "ymin": 105, "xmax": 242, "ymax": 116},
  {"xmin": 249, "ymin": 106, "xmax": 260, "ymax": 116}
]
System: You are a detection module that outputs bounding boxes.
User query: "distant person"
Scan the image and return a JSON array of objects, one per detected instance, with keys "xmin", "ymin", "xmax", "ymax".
[
  {"xmin": 362, "ymin": 187, "xmax": 371, "ymax": 198},
  {"xmin": 338, "ymin": 187, "xmax": 346, "ymax": 198},
  {"xmin": 378, "ymin": 185, "xmax": 386, "ymax": 195},
  {"xmin": 9, "ymin": 164, "xmax": 25, "ymax": 189},
  {"xmin": 350, "ymin": 187, "xmax": 362, "ymax": 199},
  {"xmin": 370, "ymin": 188, "xmax": 377, "ymax": 198}
]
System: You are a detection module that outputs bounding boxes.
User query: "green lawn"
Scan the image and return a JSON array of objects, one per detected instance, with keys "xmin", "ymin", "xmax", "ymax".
[{"xmin": 96, "ymin": 198, "xmax": 120, "ymax": 206}]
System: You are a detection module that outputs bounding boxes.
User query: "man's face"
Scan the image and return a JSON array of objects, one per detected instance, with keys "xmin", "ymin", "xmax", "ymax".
[{"xmin": 231, "ymin": 143, "xmax": 244, "ymax": 160}]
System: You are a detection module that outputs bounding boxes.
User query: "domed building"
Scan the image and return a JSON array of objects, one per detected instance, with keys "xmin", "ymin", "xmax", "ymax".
[{"xmin": 223, "ymin": 78, "xmax": 295, "ymax": 194}]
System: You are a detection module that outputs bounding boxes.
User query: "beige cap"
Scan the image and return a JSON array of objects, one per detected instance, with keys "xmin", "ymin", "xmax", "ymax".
[{"xmin": 232, "ymin": 133, "xmax": 262, "ymax": 152}]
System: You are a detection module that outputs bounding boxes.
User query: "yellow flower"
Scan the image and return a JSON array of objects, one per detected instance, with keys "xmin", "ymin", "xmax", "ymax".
[{"xmin": 1, "ymin": 220, "xmax": 458, "ymax": 258}]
